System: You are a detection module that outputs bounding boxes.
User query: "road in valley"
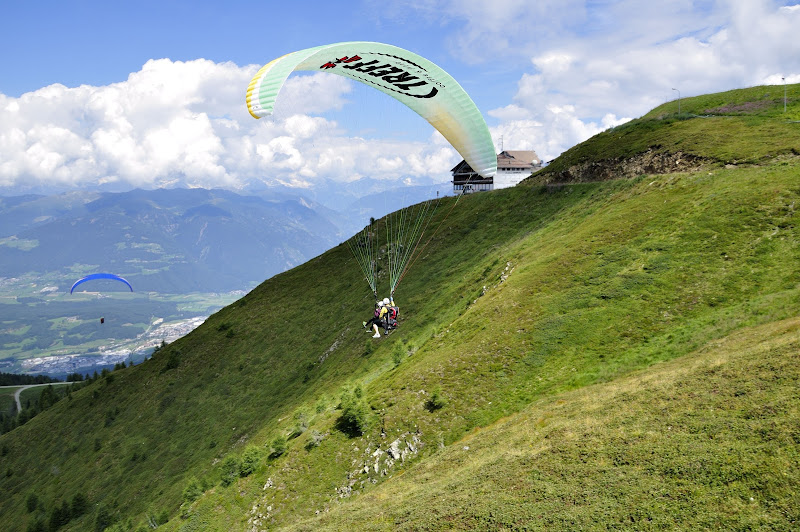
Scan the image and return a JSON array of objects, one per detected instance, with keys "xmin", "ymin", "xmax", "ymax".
[{"xmin": 0, "ymin": 382, "xmax": 73, "ymax": 412}]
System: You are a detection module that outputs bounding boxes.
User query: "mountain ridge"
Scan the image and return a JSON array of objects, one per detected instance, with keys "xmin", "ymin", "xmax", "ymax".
[{"xmin": 0, "ymin": 187, "xmax": 342, "ymax": 292}]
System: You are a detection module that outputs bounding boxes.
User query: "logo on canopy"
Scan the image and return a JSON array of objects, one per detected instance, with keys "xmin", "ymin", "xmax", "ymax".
[{"xmin": 320, "ymin": 53, "xmax": 441, "ymax": 99}]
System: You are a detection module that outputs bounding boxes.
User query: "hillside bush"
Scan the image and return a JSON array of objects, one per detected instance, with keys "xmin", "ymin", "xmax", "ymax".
[
  {"xmin": 220, "ymin": 455, "xmax": 240, "ymax": 487},
  {"xmin": 70, "ymin": 492, "xmax": 88, "ymax": 517},
  {"xmin": 152, "ymin": 340, "xmax": 167, "ymax": 355},
  {"xmin": 163, "ymin": 349, "xmax": 181, "ymax": 372},
  {"xmin": 290, "ymin": 411, "xmax": 309, "ymax": 439},
  {"xmin": 182, "ymin": 476, "xmax": 203, "ymax": 503},
  {"xmin": 337, "ymin": 387, "xmax": 371, "ymax": 436},
  {"xmin": 48, "ymin": 500, "xmax": 71, "ymax": 530},
  {"xmin": 104, "ymin": 519, "xmax": 136, "ymax": 532},
  {"xmin": 425, "ymin": 387, "xmax": 447, "ymax": 412},
  {"xmin": 306, "ymin": 430, "xmax": 325, "ymax": 449},
  {"xmin": 25, "ymin": 492, "xmax": 38, "ymax": 513},
  {"xmin": 240, "ymin": 445, "xmax": 262, "ymax": 476},
  {"xmin": 269, "ymin": 436, "xmax": 287, "ymax": 459}
]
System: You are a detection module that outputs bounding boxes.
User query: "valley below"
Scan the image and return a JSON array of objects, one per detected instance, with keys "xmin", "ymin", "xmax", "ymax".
[
  {"xmin": 0, "ymin": 271, "xmax": 246, "ymax": 377},
  {"xmin": 17, "ymin": 315, "xmax": 209, "ymax": 376}
]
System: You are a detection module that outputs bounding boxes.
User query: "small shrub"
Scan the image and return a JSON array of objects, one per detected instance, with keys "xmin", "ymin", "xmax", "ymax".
[
  {"xmin": 71, "ymin": 492, "xmax": 88, "ymax": 517},
  {"xmin": 182, "ymin": 476, "xmax": 203, "ymax": 503},
  {"xmin": 306, "ymin": 430, "xmax": 325, "ymax": 450},
  {"xmin": 290, "ymin": 412, "xmax": 308, "ymax": 439},
  {"xmin": 105, "ymin": 520, "xmax": 135, "ymax": 532},
  {"xmin": 104, "ymin": 407, "xmax": 119, "ymax": 427},
  {"xmin": 240, "ymin": 445, "xmax": 262, "ymax": 476},
  {"xmin": 269, "ymin": 436, "xmax": 287, "ymax": 459},
  {"xmin": 337, "ymin": 388, "xmax": 371, "ymax": 436},
  {"xmin": 152, "ymin": 340, "xmax": 168, "ymax": 355},
  {"xmin": 48, "ymin": 499, "xmax": 71, "ymax": 530},
  {"xmin": 163, "ymin": 350, "xmax": 181, "ymax": 372},
  {"xmin": 25, "ymin": 492, "xmax": 38, "ymax": 513},
  {"xmin": 425, "ymin": 387, "xmax": 447, "ymax": 412},
  {"xmin": 220, "ymin": 455, "xmax": 240, "ymax": 487}
]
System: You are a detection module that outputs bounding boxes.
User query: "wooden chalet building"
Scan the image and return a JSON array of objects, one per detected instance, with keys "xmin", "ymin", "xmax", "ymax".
[{"xmin": 452, "ymin": 150, "xmax": 542, "ymax": 193}]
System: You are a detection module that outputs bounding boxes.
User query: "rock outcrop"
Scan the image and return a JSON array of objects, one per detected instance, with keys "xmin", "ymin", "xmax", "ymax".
[{"xmin": 531, "ymin": 150, "xmax": 708, "ymax": 184}]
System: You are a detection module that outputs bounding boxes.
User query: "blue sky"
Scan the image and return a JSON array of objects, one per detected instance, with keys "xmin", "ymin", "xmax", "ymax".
[
  {"xmin": 0, "ymin": 2, "xmax": 484, "ymax": 95},
  {"xmin": 0, "ymin": 1, "xmax": 524, "ymax": 124},
  {"xmin": 1, "ymin": 0, "xmax": 799, "ymax": 195}
]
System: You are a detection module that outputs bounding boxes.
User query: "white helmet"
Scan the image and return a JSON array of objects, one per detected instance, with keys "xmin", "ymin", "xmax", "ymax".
[
  {"xmin": 383, "ymin": 298, "xmax": 390, "ymax": 305},
  {"xmin": 377, "ymin": 300, "xmax": 385, "ymax": 306}
]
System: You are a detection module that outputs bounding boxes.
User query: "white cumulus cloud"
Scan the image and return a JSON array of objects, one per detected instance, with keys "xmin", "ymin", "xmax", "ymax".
[
  {"xmin": 0, "ymin": 58, "xmax": 459, "ymax": 194},
  {"xmin": 423, "ymin": 0, "xmax": 800, "ymax": 163}
]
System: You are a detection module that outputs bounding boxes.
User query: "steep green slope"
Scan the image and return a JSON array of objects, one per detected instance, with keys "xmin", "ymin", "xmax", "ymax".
[
  {"xmin": 1, "ymin": 86, "xmax": 799, "ymax": 531},
  {"xmin": 290, "ymin": 316, "xmax": 800, "ymax": 530},
  {"xmin": 182, "ymin": 161, "xmax": 797, "ymax": 531}
]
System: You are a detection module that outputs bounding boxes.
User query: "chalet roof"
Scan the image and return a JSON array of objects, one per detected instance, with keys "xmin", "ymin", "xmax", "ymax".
[
  {"xmin": 497, "ymin": 150, "xmax": 540, "ymax": 169},
  {"xmin": 451, "ymin": 150, "xmax": 541, "ymax": 174},
  {"xmin": 450, "ymin": 159, "xmax": 475, "ymax": 174}
]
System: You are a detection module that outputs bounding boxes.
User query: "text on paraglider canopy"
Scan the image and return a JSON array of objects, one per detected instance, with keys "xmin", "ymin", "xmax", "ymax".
[{"xmin": 319, "ymin": 54, "xmax": 443, "ymax": 99}]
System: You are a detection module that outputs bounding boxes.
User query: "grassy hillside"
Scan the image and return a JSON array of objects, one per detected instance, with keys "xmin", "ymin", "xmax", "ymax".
[
  {"xmin": 0, "ymin": 86, "xmax": 798, "ymax": 531},
  {"xmin": 290, "ymin": 316, "xmax": 800, "ymax": 530}
]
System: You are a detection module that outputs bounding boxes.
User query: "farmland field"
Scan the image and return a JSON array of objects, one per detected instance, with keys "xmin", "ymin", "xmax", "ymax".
[{"xmin": 0, "ymin": 271, "xmax": 249, "ymax": 376}]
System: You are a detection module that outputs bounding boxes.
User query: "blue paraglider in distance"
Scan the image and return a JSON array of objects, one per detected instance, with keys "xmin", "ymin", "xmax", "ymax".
[{"xmin": 70, "ymin": 273, "xmax": 133, "ymax": 294}]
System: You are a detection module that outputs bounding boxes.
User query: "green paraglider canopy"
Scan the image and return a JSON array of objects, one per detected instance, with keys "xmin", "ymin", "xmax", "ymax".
[{"xmin": 247, "ymin": 41, "xmax": 497, "ymax": 178}]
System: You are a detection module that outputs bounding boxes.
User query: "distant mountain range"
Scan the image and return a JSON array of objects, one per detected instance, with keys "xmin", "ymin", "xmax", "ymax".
[
  {"xmin": 0, "ymin": 182, "xmax": 452, "ymax": 293},
  {"xmin": 0, "ymin": 188, "xmax": 342, "ymax": 293}
]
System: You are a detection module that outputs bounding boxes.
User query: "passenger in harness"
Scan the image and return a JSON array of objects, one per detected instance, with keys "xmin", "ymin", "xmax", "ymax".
[{"xmin": 363, "ymin": 300, "xmax": 389, "ymax": 337}]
